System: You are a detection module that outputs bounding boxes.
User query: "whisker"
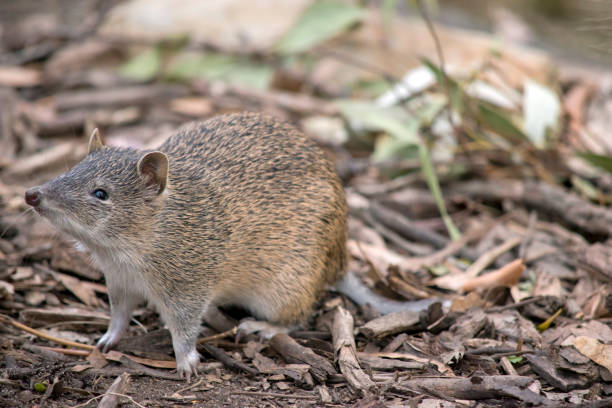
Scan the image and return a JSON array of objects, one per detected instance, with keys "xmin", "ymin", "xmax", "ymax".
[{"xmin": 1, "ymin": 207, "xmax": 36, "ymax": 239}]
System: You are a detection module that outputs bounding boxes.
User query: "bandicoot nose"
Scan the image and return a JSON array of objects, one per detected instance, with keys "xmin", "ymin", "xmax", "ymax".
[{"xmin": 25, "ymin": 188, "xmax": 42, "ymax": 207}]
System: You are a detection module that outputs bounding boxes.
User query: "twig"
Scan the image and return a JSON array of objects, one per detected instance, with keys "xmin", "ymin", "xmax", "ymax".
[
  {"xmin": 197, "ymin": 326, "xmax": 237, "ymax": 344},
  {"xmin": 0, "ymin": 314, "xmax": 95, "ymax": 350},
  {"xmin": 200, "ymin": 343, "xmax": 258, "ymax": 376},
  {"xmin": 399, "ymin": 220, "xmax": 493, "ymax": 273},
  {"xmin": 486, "ymin": 296, "xmax": 544, "ymax": 312},
  {"xmin": 416, "ymin": 0, "xmax": 457, "ymax": 131},
  {"xmin": 37, "ymin": 346, "xmax": 89, "ymax": 356},
  {"xmin": 452, "ymin": 180, "xmax": 612, "ymax": 238},
  {"xmin": 518, "ymin": 211, "xmax": 538, "ymax": 260},
  {"xmin": 71, "ymin": 392, "xmax": 145, "ymax": 408},
  {"xmin": 314, "ymin": 45, "xmax": 399, "ymax": 83},
  {"xmin": 363, "ymin": 211, "xmax": 431, "ymax": 256},
  {"xmin": 461, "ymin": 258, "xmax": 524, "ymax": 292},
  {"xmin": 464, "ymin": 237, "xmax": 522, "ymax": 279},
  {"xmin": 98, "ymin": 372, "xmax": 133, "ymax": 408},
  {"xmin": 332, "ymin": 306, "xmax": 376, "ymax": 394},
  {"xmin": 269, "ymin": 333, "xmax": 336, "ymax": 382},
  {"xmin": 489, "ymin": 350, "xmax": 536, "ymax": 359},
  {"xmin": 233, "ymin": 391, "xmax": 318, "ymax": 400}
]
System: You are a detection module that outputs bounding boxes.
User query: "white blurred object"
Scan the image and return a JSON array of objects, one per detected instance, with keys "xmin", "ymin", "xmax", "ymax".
[
  {"xmin": 466, "ymin": 80, "xmax": 519, "ymax": 110},
  {"xmin": 376, "ymin": 66, "xmax": 436, "ymax": 108},
  {"xmin": 523, "ymin": 79, "xmax": 560, "ymax": 148},
  {"xmin": 490, "ymin": 7, "xmax": 533, "ymax": 45}
]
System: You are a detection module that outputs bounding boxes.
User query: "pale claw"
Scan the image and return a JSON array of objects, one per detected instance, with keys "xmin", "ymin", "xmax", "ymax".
[
  {"xmin": 96, "ymin": 329, "xmax": 122, "ymax": 353},
  {"xmin": 176, "ymin": 348, "xmax": 200, "ymax": 382}
]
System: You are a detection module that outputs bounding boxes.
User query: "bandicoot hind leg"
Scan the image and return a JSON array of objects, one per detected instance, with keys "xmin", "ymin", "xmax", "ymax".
[{"xmin": 160, "ymin": 303, "xmax": 204, "ymax": 382}]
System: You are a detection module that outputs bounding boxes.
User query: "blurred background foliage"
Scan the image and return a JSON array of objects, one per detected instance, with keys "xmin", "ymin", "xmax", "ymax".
[{"xmin": 1, "ymin": 0, "xmax": 611, "ymax": 237}]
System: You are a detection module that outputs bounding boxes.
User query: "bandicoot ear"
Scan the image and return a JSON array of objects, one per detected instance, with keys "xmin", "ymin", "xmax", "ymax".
[
  {"xmin": 88, "ymin": 128, "xmax": 105, "ymax": 154},
  {"xmin": 137, "ymin": 151, "xmax": 169, "ymax": 195}
]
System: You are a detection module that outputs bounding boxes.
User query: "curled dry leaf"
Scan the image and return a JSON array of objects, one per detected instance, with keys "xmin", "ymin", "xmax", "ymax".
[
  {"xmin": 434, "ymin": 258, "xmax": 524, "ymax": 292},
  {"xmin": 574, "ymin": 336, "xmax": 612, "ymax": 376},
  {"xmin": 461, "ymin": 258, "xmax": 525, "ymax": 292}
]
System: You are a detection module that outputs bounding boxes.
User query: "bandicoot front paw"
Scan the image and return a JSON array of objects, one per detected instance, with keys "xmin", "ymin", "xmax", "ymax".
[
  {"xmin": 96, "ymin": 328, "xmax": 123, "ymax": 353},
  {"xmin": 176, "ymin": 348, "xmax": 200, "ymax": 382}
]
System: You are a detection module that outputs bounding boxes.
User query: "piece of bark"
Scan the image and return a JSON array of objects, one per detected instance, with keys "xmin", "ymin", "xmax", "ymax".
[
  {"xmin": 117, "ymin": 356, "xmax": 180, "ymax": 380},
  {"xmin": 332, "ymin": 306, "xmax": 376, "ymax": 394},
  {"xmin": 359, "ymin": 310, "xmax": 420, "ymax": 339},
  {"xmin": 580, "ymin": 240, "xmax": 612, "ymax": 279},
  {"xmin": 21, "ymin": 344, "xmax": 68, "ymax": 362},
  {"xmin": 388, "ymin": 275, "xmax": 432, "ymax": 300},
  {"xmin": 500, "ymin": 356, "xmax": 518, "ymax": 376},
  {"xmin": 0, "ymin": 66, "xmax": 42, "ymax": 87},
  {"xmin": 452, "ymin": 180, "xmax": 612, "ymax": 238},
  {"xmin": 194, "ymin": 81, "xmax": 338, "ymax": 116},
  {"xmin": 200, "ymin": 343, "xmax": 257, "ymax": 376},
  {"xmin": 366, "ymin": 352, "xmax": 452, "ymax": 375},
  {"xmin": 98, "ymin": 372, "xmax": 131, "ymax": 408},
  {"xmin": 33, "ymin": 107, "xmax": 141, "ymax": 137},
  {"xmin": 390, "ymin": 375, "xmax": 545, "ymax": 404},
  {"xmin": 526, "ymin": 354, "xmax": 589, "ymax": 392},
  {"xmin": 5, "ymin": 141, "xmax": 86, "ymax": 178},
  {"xmin": 382, "ymin": 333, "xmax": 408, "ymax": 353},
  {"xmin": 356, "ymin": 353, "xmax": 424, "ymax": 371},
  {"xmin": 269, "ymin": 333, "xmax": 336, "ymax": 382},
  {"xmin": 363, "ymin": 211, "xmax": 432, "ymax": 256},
  {"xmin": 252, "ymin": 352, "xmax": 313, "ymax": 388},
  {"xmin": 316, "ymin": 385, "xmax": 333, "ymax": 404},
  {"xmin": 44, "ymin": 39, "xmax": 117, "ymax": 79},
  {"xmin": 53, "ymin": 84, "xmax": 189, "ymax": 111},
  {"xmin": 370, "ymin": 201, "xmax": 449, "ymax": 249},
  {"xmin": 20, "ymin": 306, "xmax": 108, "ymax": 327},
  {"xmin": 0, "ymin": 89, "xmax": 20, "ymax": 165}
]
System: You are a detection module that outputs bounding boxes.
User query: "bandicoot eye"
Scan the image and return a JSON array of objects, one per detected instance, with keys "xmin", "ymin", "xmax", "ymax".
[{"xmin": 93, "ymin": 189, "xmax": 109, "ymax": 200}]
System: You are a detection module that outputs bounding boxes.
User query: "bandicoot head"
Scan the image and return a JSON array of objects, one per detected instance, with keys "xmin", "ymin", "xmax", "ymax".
[{"xmin": 24, "ymin": 129, "xmax": 169, "ymax": 250}]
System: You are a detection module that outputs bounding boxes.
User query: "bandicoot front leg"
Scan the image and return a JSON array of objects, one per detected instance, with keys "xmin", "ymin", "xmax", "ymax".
[{"xmin": 97, "ymin": 280, "xmax": 144, "ymax": 352}]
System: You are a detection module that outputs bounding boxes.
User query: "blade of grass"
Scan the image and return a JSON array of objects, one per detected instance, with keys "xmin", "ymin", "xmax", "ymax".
[
  {"xmin": 417, "ymin": 140, "xmax": 461, "ymax": 241},
  {"xmin": 477, "ymin": 104, "xmax": 529, "ymax": 143},
  {"xmin": 578, "ymin": 152, "xmax": 612, "ymax": 174}
]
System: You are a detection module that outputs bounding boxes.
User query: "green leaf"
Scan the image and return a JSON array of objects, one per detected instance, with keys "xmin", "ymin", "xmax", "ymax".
[
  {"xmin": 477, "ymin": 104, "xmax": 528, "ymax": 142},
  {"xmin": 167, "ymin": 52, "xmax": 273, "ymax": 90},
  {"xmin": 523, "ymin": 79, "xmax": 560, "ymax": 148},
  {"xmin": 418, "ymin": 142, "xmax": 461, "ymax": 241},
  {"xmin": 382, "ymin": 0, "xmax": 399, "ymax": 29},
  {"xmin": 508, "ymin": 355, "xmax": 524, "ymax": 364},
  {"xmin": 421, "ymin": 58, "xmax": 463, "ymax": 114},
  {"xmin": 336, "ymin": 100, "xmax": 418, "ymax": 142},
  {"xmin": 277, "ymin": 0, "xmax": 365, "ymax": 54},
  {"xmin": 571, "ymin": 175, "xmax": 601, "ymax": 201},
  {"xmin": 373, "ymin": 135, "xmax": 418, "ymax": 162},
  {"xmin": 119, "ymin": 47, "xmax": 162, "ymax": 81},
  {"xmin": 353, "ymin": 79, "xmax": 391, "ymax": 98},
  {"xmin": 428, "ymin": 264, "xmax": 450, "ymax": 276},
  {"xmin": 578, "ymin": 152, "xmax": 612, "ymax": 174},
  {"xmin": 34, "ymin": 383, "xmax": 47, "ymax": 393}
]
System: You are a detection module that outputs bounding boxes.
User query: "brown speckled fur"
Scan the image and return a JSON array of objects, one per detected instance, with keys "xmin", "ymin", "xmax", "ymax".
[
  {"xmin": 27, "ymin": 112, "xmax": 347, "ymax": 377},
  {"xmin": 158, "ymin": 113, "xmax": 347, "ymax": 322}
]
